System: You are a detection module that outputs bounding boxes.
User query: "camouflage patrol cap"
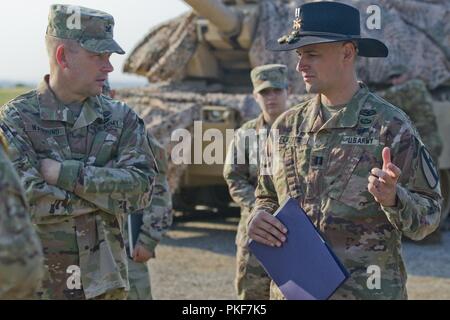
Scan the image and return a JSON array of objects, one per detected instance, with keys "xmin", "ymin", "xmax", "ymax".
[
  {"xmin": 46, "ymin": 4, "xmax": 125, "ymax": 55},
  {"xmin": 388, "ymin": 65, "xmax": 408, "ymax": 78},
  {"xmin": 251, "ymin": 64, "xmax": 288, "ymax": 94}
]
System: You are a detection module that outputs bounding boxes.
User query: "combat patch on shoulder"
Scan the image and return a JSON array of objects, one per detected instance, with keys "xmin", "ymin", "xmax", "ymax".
[
  {"xmin": 420, "ymin": 146, "xmax": 439, "ymax": 189},
  {"xmin": 341, "ymin": 135, "xmax": 379, "ymax": 146}
]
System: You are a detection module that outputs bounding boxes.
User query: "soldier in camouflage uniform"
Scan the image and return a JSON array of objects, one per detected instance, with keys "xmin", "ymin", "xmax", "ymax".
[
  {"xmin": 248, "ymin": 2, "xmax": 442, "ymax": 300},
  {"xmin": 0, "ymin": 132, "xmax": 44, "ymax": 299},
  {"xmin": 0, "ymin": 5, "xmax": 157, "ymax": 299},
  {"xmin": 381, "ymin": 77, "xmax": 445, "ymax": 244},
  {"xmin": 224, "ymin": 64, "xmax": 289, "ymax": 300},
  {"xmin": 125, "ymin": 133, "xmax": 173, "ymax": 300},
  {"xmin": 102, "ymin": 80, "xmax": 173, "ymax": 300}
]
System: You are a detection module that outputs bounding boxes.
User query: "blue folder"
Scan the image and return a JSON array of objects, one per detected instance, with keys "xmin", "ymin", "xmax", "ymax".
[{"xmin": 248, "ymin": 197, "xmax": 349, "ymax": 300}]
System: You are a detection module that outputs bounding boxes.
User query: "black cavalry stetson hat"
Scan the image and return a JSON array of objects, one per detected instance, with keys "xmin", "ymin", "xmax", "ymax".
[{"xmin": 267, "ymin": 1, "xmax": 388, "ymax": 57}]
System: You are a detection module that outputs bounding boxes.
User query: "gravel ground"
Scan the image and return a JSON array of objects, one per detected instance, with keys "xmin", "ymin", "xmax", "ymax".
[
  {"xmin": 403, "ymin": 230, "xmax": 450, "ymax": 299},
  {"xmin": 148, "ymin": 212, "xmax": 450, "ymax": 300}
]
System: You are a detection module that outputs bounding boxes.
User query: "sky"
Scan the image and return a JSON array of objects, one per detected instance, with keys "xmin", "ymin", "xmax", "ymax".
[{"xmin": 0, "ymin": 0, "xmax": 190, "ymax": 87}]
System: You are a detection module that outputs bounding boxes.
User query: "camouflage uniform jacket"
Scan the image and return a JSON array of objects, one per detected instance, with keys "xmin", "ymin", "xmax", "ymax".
[
  {"xmin": 0, "ymin": 77, "xmax": 157, "ymax": 299},
  {"xmin": 253, "ymin": 84, "xmax": 442, "ymax": 299},
  {"xmin": 124, "ymin": 133, "xmax": 173, "ymax": 254},
  {"xmin": 0, "ymin": 135, "xmax": 44, "ymax": 299},
  {"xmin": 224, "ymin": 114, "xmax": 269, "ymax": 246}
]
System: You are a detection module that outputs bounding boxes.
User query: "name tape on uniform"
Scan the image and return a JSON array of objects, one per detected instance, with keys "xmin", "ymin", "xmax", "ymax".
[{"xmin": 341, "ymin": 135, "xmax": 379, "ymax": 146}]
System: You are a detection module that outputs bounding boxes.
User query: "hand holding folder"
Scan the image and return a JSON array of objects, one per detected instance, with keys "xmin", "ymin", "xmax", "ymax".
[{"xmin": 248, "ymin": 197, "xmax": 349, "ymax": 300}]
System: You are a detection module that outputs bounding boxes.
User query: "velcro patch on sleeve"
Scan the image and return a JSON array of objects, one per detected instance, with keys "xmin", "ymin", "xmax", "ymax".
[{"xmin": 420, "ymin": 146, "xmax": 439, "ymax": 189}]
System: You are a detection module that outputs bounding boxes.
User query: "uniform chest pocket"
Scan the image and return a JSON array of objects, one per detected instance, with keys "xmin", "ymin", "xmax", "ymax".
[
  {"xmin": 24, "ymin": 124, "xmax": 66, "ymax": 160},
  {"xmin": 327, "ymin": 145, "xmax": 381, "ymax": 211},
  {"xmin": 87, "ymin": 122, "xmax": 123, "ymax": 166},
  {"xmin": 276, "ymin": 135, "xmax": 310, "ymax": 199}
]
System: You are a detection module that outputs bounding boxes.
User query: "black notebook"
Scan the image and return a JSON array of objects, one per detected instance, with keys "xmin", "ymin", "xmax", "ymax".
[
  {"xmin": 126, "ymin": 213, "xmax": 144, "ymax": 259},
  {"xmin": 248, "ymin": 197, "xmax": 349, "ymax": 300}
]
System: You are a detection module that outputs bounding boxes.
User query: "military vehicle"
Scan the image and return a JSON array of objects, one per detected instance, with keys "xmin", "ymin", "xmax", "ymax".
[{"xmin": 117, "ymin": 0, "xmax": 450, "ymax": 227}]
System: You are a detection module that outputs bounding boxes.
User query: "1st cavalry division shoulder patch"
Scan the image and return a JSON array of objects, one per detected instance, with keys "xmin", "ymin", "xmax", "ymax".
[{"xmin": 420, "ymin": 146, "xmax": 439, "ymax": 189}]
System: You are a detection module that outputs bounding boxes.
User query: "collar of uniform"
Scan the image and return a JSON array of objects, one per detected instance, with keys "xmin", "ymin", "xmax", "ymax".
[
  {"xmin": 298, "ymin": 95, "xmax": 321, "ymax": 133},
  {"xmin": 72, "ymin": 96, "xmax": 104, "ymax": 130},
  {"xmin": 298, "ymin": 83, "xmax": 370, "ymax": 133},
  {"xmin": 37, "ymin": 75, "xmax": 72, "ymax": 122},
  {"xmin": 331, "ymin": 83, "xmax": 370, "ymax": 129},
  {"xmin": 37, "ymin": 75, "xmax": 104, "ymax": 128}
]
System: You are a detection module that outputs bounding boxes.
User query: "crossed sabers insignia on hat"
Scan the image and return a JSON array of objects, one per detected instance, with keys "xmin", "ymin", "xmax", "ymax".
[
  {"xmin": 293, "ymin": 8, "xmax": 302, "ymax": 30},
  {"xmin": 277, "ymin": 7, "xmax": 301, "ymax": 44}
]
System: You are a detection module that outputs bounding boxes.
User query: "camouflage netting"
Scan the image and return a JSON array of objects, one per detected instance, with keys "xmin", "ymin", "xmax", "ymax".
[
  {"xmin": 124, "ymin": 0, "xmax": 450, "ymax": 92},
  {"xmin": 119, "ymin": 0, "xmax": 450, "ymax": 197},
  {"xmin": 252, "ymin": 0, "xmax": 450, "ymax": 91},
  {"xmin": 249, "ymin": 0, "xmax": 303, "ymax": 91},
  {"xmin": 122, "ymin": 12, "xmax": 198, "ymax": 82},
  {"xmin": 116, "ymin": 88, "xmax": 310, "ymax": 192},
  {"xmin": 378, "ymin": 79, "xmax": 443, "ymax": 161},
  {"xmin": 354, "ymin": 0, "xmax": 450, "ymax": 90}
]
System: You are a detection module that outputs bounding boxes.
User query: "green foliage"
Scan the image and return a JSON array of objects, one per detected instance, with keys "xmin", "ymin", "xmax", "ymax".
[{"xmin": 0, "ymin": 87, "xmax": 30, "ymax": 105}]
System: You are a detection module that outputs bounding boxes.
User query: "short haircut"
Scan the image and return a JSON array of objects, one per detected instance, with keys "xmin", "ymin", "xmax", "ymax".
[{"xmin": 45, "ymin": 35, "xmax": 80, "ymax": 59}]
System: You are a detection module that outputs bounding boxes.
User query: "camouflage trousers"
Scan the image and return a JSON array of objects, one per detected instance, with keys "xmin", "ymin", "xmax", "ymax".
[
  {"xmin": 127, "ymin": 258, "xmax": 152, "ymax": 300},
  {"xmin": 1, "ymin": 268, "xmax": 43, "ymax": 300},
  {"xmin": 268, "ymin": 277, "xmax": 409, "ymax": 300},
  {"xmin": 37, "ymin": 277, "xmax": 128, "ymax": 300},
  {"xmin": 92, "ymin": 288, "xmax": 128, "ymax": 300},
  {"xmin": 235, "ymin": 245, "xmax": 271, "ymax": 300}
]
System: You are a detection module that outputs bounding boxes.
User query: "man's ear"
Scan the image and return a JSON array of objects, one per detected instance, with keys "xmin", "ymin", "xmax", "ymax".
[
  {"xmin": 55, "ymin": 44, "xmax": 69, "ymax": 69},
  {"xmin": 342, "ymin": 42, "xmax": 357, "ymax": 63}
]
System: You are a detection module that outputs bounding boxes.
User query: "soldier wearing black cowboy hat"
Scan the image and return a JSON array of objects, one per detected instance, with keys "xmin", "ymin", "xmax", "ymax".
[{"xmin": 248, "ymin": 1, "xmax": 442, "ymax": 300}]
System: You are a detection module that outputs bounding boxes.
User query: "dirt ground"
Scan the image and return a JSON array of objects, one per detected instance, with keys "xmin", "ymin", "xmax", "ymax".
[{"xmin": 148, "ymin": 212, "xmax": 450, "ymax": 300}]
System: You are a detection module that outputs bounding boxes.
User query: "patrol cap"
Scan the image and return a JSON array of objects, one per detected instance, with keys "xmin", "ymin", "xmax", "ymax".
[
  {"xmin": 46, "ymin": 4, "xmax": 125, "ymax": 55},
  {"xmin": 251, "ymin": 64, "xmax": 288, "ymax": 94},
  {"xmin": 388, "ymin": 65, "xmax": 408, "ymax": 79}
]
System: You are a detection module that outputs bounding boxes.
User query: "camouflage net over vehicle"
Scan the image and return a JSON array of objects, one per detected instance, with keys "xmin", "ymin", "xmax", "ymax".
[
  {"xmin": 124, "ymin": 0, "xmax": 450, "ymax": 93},
  {"xmin": 119, "ymin": 0, "xmax": 450, "ymax": 224},
  {"xmin": 116, "ymin": 87, "xmax": 310, "ymax": 192}
]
